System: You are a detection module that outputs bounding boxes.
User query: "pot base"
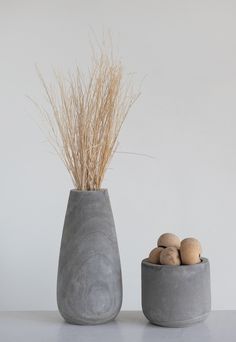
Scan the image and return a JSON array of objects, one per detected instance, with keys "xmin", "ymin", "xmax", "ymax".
[{"xmin": 147, "ymin": 312, "xmax": 210, "ymax": 328}]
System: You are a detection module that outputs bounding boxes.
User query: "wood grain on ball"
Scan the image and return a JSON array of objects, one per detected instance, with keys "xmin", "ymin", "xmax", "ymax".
[
  {"xmin": 148, "ymin": 247, "xmax": 164, "ymax": 264},
  {"xmin": 180, "ymin": 238, "xmax": 201, "ymax": 265},
  {"xmin": 160, "ymin": 246, "xmax": 181, "ymax": 265},
  {"xmin": 158, "ymin": 233, "xmax": 181, "ymax": 249}
]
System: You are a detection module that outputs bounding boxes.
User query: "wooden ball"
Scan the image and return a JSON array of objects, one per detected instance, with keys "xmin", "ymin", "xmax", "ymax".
[
  {"xmin": 158, "ymin": 233, "xmax": 181, "ymax": 249},
  {"xmin": 180, "ymin": 238, "xmax": 201, "ymax": 265},
  {"xmin": 148, "ymin": 247, "xmax": 164, "ymax": 264},
  {"xmin": 160, "ymin": 246, "xmax": 181, "ymax": 266}
]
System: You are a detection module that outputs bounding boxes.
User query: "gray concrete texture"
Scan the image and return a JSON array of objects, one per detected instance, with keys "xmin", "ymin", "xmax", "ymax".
[
  {"xmin": 57, "ymin": 189, "xmax": 122, "ymax": 325},
  {"xmin": 141, "ymin": 258, "xmax": 211, "ymax": 327}
]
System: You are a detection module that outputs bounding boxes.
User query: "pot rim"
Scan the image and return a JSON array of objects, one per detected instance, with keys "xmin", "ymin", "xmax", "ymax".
[{"xmin": 142, "ymin": 257, "xmax": 209, "ymax": 268}]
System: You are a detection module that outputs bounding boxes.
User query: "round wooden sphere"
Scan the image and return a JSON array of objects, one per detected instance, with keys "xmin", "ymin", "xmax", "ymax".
[
  {"xmin": 158, "ymin": 233, "xmax": 181, "ymax": 249},
  {"xmin": 148, "ymin": 247, "xmax": 164, "ymax": 264},
  {"xmin": 180, "ymin": 237, "xmax": 201, "ymax": 265},
  {"xmin": 160, "ymin": 246, "xmax": 181, "ymax": 266}
]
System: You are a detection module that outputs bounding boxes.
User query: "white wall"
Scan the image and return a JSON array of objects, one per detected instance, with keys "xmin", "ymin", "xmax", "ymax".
[{"xmin": 1, "ymin": 0, "xmax": 236, "ymax": 311}]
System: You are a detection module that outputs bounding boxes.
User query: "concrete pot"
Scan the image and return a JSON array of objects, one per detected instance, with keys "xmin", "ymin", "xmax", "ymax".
[
  {"xmin": 141, "ymin": 258, "xmax": 211, "ymax": 327},
  {"xmin": 57, "ymin": 189, "xmax": 122, "ymax": 325}
]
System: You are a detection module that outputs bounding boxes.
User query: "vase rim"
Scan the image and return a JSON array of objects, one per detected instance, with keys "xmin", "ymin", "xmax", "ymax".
[{"xmin": 70, "ymin": 188, "xmax": 108, "ymax": 193}]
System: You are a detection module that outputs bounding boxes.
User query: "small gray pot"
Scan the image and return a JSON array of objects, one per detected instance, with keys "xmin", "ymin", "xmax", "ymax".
[
  {"xmin": 57, "ymin": 189, "xmax": 122, "ymax": 325},
  {"xmin": 141, "ymin": 258, "xmax": 211, "ymax": 327}
]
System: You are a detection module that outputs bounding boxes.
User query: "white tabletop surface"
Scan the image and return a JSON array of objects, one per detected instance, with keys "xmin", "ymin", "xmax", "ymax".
[{"xmin": 0, "ymin": 311, "xmax": 235, "ymax": 342}]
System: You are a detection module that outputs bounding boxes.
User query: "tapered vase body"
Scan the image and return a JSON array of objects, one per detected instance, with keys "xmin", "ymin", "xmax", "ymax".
[{"xmin": 57, "ymin": 189, "xmax": 122, "ymax": 325}]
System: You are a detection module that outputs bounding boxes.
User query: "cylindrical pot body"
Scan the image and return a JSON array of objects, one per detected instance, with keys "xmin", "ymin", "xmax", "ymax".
[
  {"xmin": 57, "ymin": 189, "xmax": 122, "ymax": 325},
  {"xmin": 141, "ymin": 258, "xmax": 211, "ymax": 327}
]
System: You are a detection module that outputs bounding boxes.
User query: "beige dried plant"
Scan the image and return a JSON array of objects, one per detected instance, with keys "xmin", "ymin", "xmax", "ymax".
[{"xmin": 38, "ymin": 46, "xmax": 139, "ymax": 190}]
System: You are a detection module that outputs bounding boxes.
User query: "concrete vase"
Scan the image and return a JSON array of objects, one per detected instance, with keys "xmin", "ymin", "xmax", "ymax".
[
  {"xmin": 57, "ymin": 189, "xmax": 122, "ymax": 325},
  {"xmin": 142, "ymin": 258, "xmax": 211, "ymax": 327}
]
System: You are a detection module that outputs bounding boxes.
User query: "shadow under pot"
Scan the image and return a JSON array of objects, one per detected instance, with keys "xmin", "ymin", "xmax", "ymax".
[{"xmin": 141, "ymin": 258, "xmax": 211, "ymax": 327}]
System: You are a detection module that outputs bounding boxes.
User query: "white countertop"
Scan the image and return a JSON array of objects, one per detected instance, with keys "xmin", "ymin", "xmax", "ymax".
[{"xmin": 0, "ymin": 311, "xmax": 235, "ymax": 342}]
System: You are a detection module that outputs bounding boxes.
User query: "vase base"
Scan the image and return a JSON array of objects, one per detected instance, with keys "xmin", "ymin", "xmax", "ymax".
[{"xmin": 61, "ymin": 313, "xmax": 119, "ymax": 326}]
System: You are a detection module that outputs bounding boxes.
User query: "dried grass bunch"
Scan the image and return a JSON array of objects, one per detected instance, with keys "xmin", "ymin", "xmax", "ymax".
[{"xmin": 38, "ymin": 45, "xmax": 139, "ymax": 190}]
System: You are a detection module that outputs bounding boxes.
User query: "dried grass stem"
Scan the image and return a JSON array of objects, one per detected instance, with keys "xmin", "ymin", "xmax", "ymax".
[{"xmin": 38, "ymin": 49, "xmax": 139, "ymax": 190}]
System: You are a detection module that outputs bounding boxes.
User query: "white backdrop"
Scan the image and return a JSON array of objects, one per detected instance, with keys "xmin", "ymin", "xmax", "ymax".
[{"xmin": 0, "ymin": 0, "xmax": 236, "ymax": 310}]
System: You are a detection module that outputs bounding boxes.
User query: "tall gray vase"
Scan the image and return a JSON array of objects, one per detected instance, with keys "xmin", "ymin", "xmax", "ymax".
[{"xmin": 57, "ymin": 189, "xmax": 122, "ymax": 325}]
